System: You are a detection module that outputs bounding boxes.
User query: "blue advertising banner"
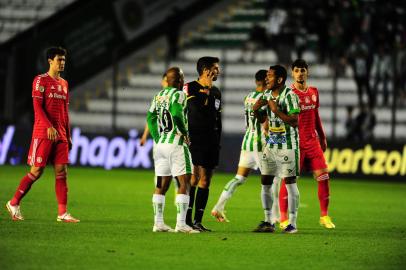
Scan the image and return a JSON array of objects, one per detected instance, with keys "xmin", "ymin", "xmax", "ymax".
[
  {"xmin": 0, "ymin": 125, "xmax": 153, "ymax": 170},
  {"xmin": 1, "ymin": 125, "xmax": 405, "ymax": 180}
]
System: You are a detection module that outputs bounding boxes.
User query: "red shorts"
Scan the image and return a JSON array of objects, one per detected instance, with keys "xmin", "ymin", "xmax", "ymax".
[
  {"xmin": 300, "ymin": 143, "xmax": 328, "ymax": 172},
  {"xmin": 27, "ymin": 138, "xmax": 69, "ymax": 167}
]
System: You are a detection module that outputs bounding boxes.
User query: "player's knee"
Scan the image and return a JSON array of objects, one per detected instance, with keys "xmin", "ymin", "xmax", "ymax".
[
  {"xmin": 315, "ymin": 172, "xmax": 329, "ymax": 182},
  {"xmin": 30, "ymin": 167, "xmax": 44, "ymax": 179},
  {"xmin": 190, "ymin": 177, "xmax": 199, "ymax": 186},
  {"xmin": 234, "ymin": 175, "xmax": 247, "ymax": 186},
  {"xmin": 284, "ymin": 176, "xmax": 297, "ymax": 184},
  {"xmin": 55, "ymin": 166, "xmax": 68, "ymax": 178},
  {"xmin": 56, "ymin": 171, "xmax": 67, "ymax": 179},
  {"xmin": 154, "ymin": 176, "xmax": 166, "ymax": 194},
  {"xmin": 261, "ymin": 175, "xmax": 273, "ymax": 185},
  {"xmin": 162, "ymin": 183, "xmax": 171, "ymax": 193},
  {"xmin": 198, "ymin": 177, "xmax": 210, "ymax": 188}
]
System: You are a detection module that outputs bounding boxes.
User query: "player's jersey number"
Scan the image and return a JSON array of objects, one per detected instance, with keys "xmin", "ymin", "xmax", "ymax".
[
  {"xmin": 159, "ymin": 109, "xmax": 173, "ymax": 133},
  {"xmin": 245, "ymin": 110, "xmax": 257, "ymax": 132}
]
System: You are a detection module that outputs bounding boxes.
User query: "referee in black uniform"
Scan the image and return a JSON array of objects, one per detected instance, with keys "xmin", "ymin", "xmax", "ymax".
[{"xmin": 183, "ymin": 56, "xmax": 222, "ymax": 231}]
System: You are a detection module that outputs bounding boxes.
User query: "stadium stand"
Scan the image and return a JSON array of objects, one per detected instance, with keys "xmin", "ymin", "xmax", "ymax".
[
  {"xmin": 68, "ymin": 0, "xmax": 406, "ymax": 140},
  {"xmin": 0, "ymin": 0, "xmax": 75, "ymax": 43}
]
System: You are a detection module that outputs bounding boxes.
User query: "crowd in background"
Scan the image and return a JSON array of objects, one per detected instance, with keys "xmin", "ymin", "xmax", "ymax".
[
  {"xmin": 242, "ymin": 0, "xmax": 406, "ymax": 141},
  {"xmin": 245, "ymin": 0, "xmax": 406, "ymax": 111}
]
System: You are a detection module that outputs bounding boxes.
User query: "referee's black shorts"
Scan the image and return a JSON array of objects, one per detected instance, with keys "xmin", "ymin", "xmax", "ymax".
[{"xmin": 189, "ymin": 131, "xmax": 220, "ymax": 170}]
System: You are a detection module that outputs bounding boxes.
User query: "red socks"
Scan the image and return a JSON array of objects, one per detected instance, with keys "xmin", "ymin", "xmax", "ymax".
[
  {"xmin": 279, "ymin": 173, "xmax": 330, "ymax": 220},
  {"xmin": 56, "ymin": 173, "xmax": 68, "ymax": 215},
  {"xmin": 11, "ymin": 171, "xmax": 69, "ymax": 216},
  {"xmin": 317, "ymin": 173, "xmax": 330, "ymax": 216},
  {"xmin": 10, "ymin": 173, "xmax": 38, "ymax": 206},
  {"xmin": 279, "ymin": 179, "xmax": 289, "ymax": 222}
]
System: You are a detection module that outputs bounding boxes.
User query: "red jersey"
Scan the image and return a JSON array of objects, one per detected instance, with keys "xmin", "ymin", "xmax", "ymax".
[
  {"xmin": 292, "ymin": 85, "xmax": 325, "ymax": 148},
  {"xmin": 32, "ymin": 73, "xmax": 70, "ymax": 142}
]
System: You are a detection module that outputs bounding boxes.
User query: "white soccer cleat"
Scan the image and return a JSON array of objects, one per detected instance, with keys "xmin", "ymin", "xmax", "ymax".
[
  {"xmin": 175, "ymin": 224, "xmax": 200, "ymax": 234},
  {"xmin": 6, "ymin": 201, "xmax": 24, "ymax": 221},
  {"xmin": 153, "ymin": 223, "xmax": 175, "ymax": 232},
  {"xmin": 57, "ymin": 213, "xmax": 80, "ymax": 223},
  {"xmin": 211, "ymin": 209, "xmax": 229, "ymax": 223}
]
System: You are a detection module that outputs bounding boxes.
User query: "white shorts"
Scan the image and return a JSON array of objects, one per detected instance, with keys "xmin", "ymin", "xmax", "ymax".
[
  {"xmin": 238, "ymin": 150, "xmax": 272, "ymax": 175},
  {"xmin": 260, "ymin": 147, "xmax": 299, "ymax": 178},
  {"xmin": 153, "ymin": 143, "xmax": 192, "ymax": 176}
]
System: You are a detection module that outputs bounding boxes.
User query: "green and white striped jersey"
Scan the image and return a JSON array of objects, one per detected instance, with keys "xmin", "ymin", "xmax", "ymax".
[
  {"xmin": 147, "ymin": 87, "xmax": 188, "ymax": 146},
  {"xmin": 241, "ymin": 90, "xmax": 268, "ymax": 152},
  {"xmin": 262, "ymin": 86, "xmax": 300, "ymax": 150}
]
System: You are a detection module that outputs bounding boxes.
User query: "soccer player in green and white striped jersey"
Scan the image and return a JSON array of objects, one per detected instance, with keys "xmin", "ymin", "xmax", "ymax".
[
  {"xmin": 211, "ymin": 70, "xmax": 277, "ymax": 232},
  {"xmin": 253, "ymin": 65, "xmax": 301, "ymax": 233},
  {"xmin": 147, "ymin": 67, "xmax": 198, "ymax": 234}
]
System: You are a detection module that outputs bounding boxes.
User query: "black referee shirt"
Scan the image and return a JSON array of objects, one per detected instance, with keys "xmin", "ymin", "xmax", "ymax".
[{"xmin": 183, "ymin": 80, "xmax": 222, "ymax": 146}]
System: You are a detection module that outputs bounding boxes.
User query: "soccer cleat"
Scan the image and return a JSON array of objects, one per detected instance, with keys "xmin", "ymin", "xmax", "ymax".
[
  {"xmin": 253, "ymin": 221, "xmax": 275, "ymax": 233},
  {"xmin": 193, "ymin": 222, "xmax": 212, "ymax": 232},
  {"xmin": 6, "ymin": 201, "xmax": 24, "ymax": 221},
  {"xmin": 211, "ymin": 209, "xmax": 229, "ymax": 223},
  {"xmin": 57, "ymin": 213, "xmax": 80, "ymax": 223},
  {"xmin": 320, "ymin": 216, "xmax": 335, "ymax": 229},
  {"xmin": 283, "ymin": 224, "xmax": 298, "ymax": 234},
  {"xmin": 175, "ymin": 224, "xmax": 200, "ymax": 234},
  {"xmin": 279, "ymin": 220, "xmax": 289, "ymax": 230},
  {"xmin": 153, "ymin": 223, "xmax": 175, "ymax": 232}
]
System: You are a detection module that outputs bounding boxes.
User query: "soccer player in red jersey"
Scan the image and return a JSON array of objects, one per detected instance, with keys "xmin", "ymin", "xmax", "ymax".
[
  {"xmin": 5, "ymin": 47, "xmax": 79, "ymax": 223},
  {"xmin": 278, "ymin": 59, "xmax": 335, "ymax": 229}
]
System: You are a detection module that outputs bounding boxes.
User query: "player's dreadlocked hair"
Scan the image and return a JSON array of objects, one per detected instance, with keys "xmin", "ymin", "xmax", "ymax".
[
  {"xmin": 196, "ymin": 56, "xmax": 220, "ymax": 76},
  {"xmin": 269, "ymin": 65, "xmax": 287, "ymax": 84},
  {"xmin": 291, "ymin": 59, "xmax": 308, "ymax": 70},
  {"xmin": 46, "ymin": 47, "xmax": 67, "ymax": 61},
  {"xmin": 255, "ymin": 69, "xmax": 267, "ymax": 82}
]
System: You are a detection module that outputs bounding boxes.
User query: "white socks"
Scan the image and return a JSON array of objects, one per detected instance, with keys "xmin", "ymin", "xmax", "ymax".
[
  {"xmin": 261, "ymin": 184, "xmax": 273, "ymax": 223},
  {"xmin": 271, "ymin": 177, "xmax": 281, "ymax": 223},
  {"xmin": 152, "ymin": 194, "xmax": 165, "ymax": 225},
  {"xmin": 175, "ymin": 194, "xmax": 190, "ymax": 226},
  {"xmin": 285, "ymin": 183, "xmax": 300, "ymax": 228},
  {"xmin": 153, "ymin": 193, "xmax": 189, "ymax": 227},
  {"xmin": 214, "ymin": 175, "xmax": 246, "ymax": 211}
]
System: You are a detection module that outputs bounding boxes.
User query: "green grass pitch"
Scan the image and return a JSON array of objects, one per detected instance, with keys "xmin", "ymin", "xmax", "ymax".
[{"xmin": 0, "ymin": 165, "xmax": 405, "ymax": 270}]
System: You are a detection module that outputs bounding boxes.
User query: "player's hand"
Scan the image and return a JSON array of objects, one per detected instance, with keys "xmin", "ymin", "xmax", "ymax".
[
  {"xmin": 268, "ymin": 99, "xmax": 278, "ymax": 113},
  {"xmin": 47, "ymin": 127, "xmax": 58, "ymax": 141},
  {"xmin": 253, "ymin": 99, "xmax": 267, "ymax": 111},
  {"xmin": 68, "ymin": 137, "xmax": 73, "ymax": 150},
  {"xmin": 139, "ymin": 136, "xmax": 147, "ymax": 146},
  {"xmin": 205, "ymin": 70, "xmax": 214, "ymax": 89},
  {"xmin": 320, "ymin": 138, "xmax": 327, "ymax": 152},
  {"xmin": 184, "ymin": 135, "xmax": 191, "ymax": 146}
]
